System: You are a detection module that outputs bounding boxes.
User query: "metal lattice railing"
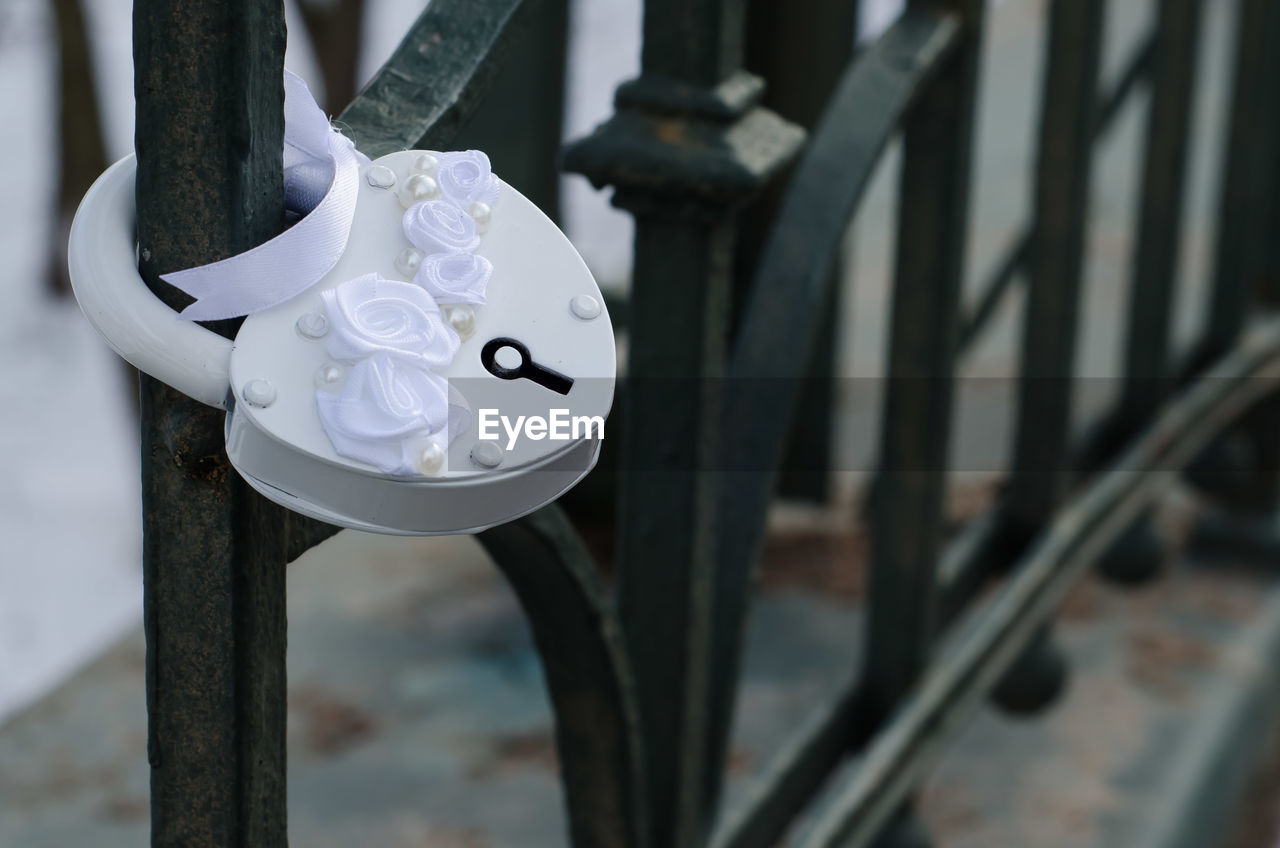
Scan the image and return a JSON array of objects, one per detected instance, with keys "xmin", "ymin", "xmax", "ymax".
[{"xmin": 131, "ymin": 0, "xmax": 1280, "ymax": 845}]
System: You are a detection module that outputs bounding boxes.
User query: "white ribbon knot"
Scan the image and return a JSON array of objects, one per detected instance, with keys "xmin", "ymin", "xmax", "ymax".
[{"xmin": 160, "ymin": 70, "xmax": 369, "ymax": 321}]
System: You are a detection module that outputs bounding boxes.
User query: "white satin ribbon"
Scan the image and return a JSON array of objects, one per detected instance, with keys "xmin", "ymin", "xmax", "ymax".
[{"xmin": 161, "ymin": 70, "xmax": 369, "ymax": 321}]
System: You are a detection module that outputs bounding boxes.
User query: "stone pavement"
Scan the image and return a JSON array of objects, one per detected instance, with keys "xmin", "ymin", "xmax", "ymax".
[{"xmin": 6, "ymin": 502, "xmax": 1280, "ymax": 846}]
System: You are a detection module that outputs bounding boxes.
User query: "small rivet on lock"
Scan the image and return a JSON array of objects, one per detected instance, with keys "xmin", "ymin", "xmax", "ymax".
[
  {"xmin": 400, "ymin": 174, "xmax": 439, "ymax": 207},
  {"xmin": 366, "ymin": 165, "xmax": 396, "ymax": 190},
  {"xmin": 296, "ymin": 312, "xmax": 328, "ymax": 340},
  {"xmin": 470, "ymin": 201, "xmax": 492, "ymax": 232},
  {"xmin": 415, "ymin": 441, "xmax": 446, "ymax": 476},
  {"xmin": 445, "ymin": 305, "xmax": 476, "ymax": 339},
  {"xmin": 314, "ymin": 362, "xmax": 345, "ymax": 388},
  {"xmin": 394, "ymin": 247, "xmax": 424, "ymax": 279},
  {"xmin": 570, "ymin": 295, "xmax": 602, "ymax": 321},
  {"xmin": 411, "ymin": 153, "xmax": 438, "ymax": 175},
  {"xmin": 471, "ymin": 441, "xmax": 503, "ymax": 469},
  {"xmin": 242, "ymin": 379, "xmax": 277, "ymax": 408}
]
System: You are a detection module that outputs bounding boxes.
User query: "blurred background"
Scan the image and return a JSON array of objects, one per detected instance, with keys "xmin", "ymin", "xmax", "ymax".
[{"xmin": 5, "ymin": 0, "xmax": 1280, "ymax": 846}]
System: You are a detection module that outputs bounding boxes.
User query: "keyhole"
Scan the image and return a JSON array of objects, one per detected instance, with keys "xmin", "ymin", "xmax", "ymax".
[
  {"xmin": 481, "ymin": 338, "xmax": 574, "ymax": 395},
  {"xmin": 494, "ymin": 345, "xmax": 523, "ymax": 371}
]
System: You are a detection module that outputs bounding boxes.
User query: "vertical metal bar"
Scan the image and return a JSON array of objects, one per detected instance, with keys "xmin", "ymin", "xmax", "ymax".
[
  {"xmin": 1004, "ymin": 0, "xmax": 1105, "ymax": 537},
  {"xmin": 564, "ymin": 0, "xmax": 802, "ymax": 839},
  {"xmin": 1089, "ymin": 0, "xmax": 1203, "ymax": 589},
  {"xmin": 864, "ymin": 0, "xmax": 985, "ymax": 719},
  {"xmin": 1172, "ymin": 0, "xmax": 1280, "ymax": 515},
  {"xmin": 295, "ymin": 0, "xmax": 365, "ymax": 114},
  {"xmin": 739, "ymin": 0, "xmax": 858, "ymax": 503},
  {"xmin": 640, "ymin": 0, "xmax": 745, "ymax": 88},
  {"xmin": 134, "ymin": 2, "xmax": 289, "ymax": 846},
  {"xmin": 452, "ymin": 0, "xmax": 569, "ymax": 219},
  {"xmin": 1249, "ymin": 68, "xmax": 1280, "ymax": 512},
  {"xmin": 699, "ymin": 0, "xmax": 857, "ymax": 818},
  {"xmin": 1198, "ymin": 0, "xmax": 1280, "ymax": 364},
  {"xmin": 50, "ymin": 0, "xmax": 108, "ymax": 297},
  {"xmin": 1266, "ymin": 90, "xmax": 1280, "ymax": 309},
  {"xmin": 1117, "ymin": 0, "xmax": 1204, "ymax": 429},
  {"xmin": 617, "ymin": 216, "xmax": 734, "ymax": 848},
  {"xmin": 1191, "ymin": 0, "xmax": 1280, "ymax": 515}
]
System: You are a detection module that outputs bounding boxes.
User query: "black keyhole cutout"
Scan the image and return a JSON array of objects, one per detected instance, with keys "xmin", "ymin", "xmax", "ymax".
[{"xmin": 480, "ymin": 338, "xmax": 574, "ymax": 395}]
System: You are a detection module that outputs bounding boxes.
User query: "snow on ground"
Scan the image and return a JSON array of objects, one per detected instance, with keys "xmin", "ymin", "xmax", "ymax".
[
  {"xmin": 0, "ymin": 0, "xmax": 907, "ymax": 724},
  {"xmin": 0, "ymin": 0, "xmax": 141, "ymax": 723}
]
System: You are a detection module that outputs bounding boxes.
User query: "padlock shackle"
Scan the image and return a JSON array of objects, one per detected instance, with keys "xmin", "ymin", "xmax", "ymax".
[{"xmin": 68, "ymin": 155, "xmax": 234, "ymax": 409}]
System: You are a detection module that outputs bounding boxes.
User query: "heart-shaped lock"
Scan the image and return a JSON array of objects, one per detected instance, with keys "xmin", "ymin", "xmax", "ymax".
[{"xmin": 67, "ymin": 148, "xmax": 615, "ymax": 535}]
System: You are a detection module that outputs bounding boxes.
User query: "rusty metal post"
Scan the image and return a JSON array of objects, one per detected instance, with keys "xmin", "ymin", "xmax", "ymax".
[{"xmin": 134, "ymin": 1, "xmax": 289, "ymax": 845}]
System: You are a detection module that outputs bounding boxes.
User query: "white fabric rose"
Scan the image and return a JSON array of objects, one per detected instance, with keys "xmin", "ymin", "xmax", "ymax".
[
  {"xmin": 403, "ymin": 199, "xmax": 480, "ymax": 254},
  {"xmin": 322, "ymin": 273, "xmax": 459, "ymax": 369},
  {"xmin": 413, "ymin": 252, "xmax": 493, "ymax": 305},
  {"xmin": 436, "ymin": 150, "xmax": 501, "ymax": 209},
  {"xmin": 316, "ymin": 353, "xmax": 451, "ymax": 474}
]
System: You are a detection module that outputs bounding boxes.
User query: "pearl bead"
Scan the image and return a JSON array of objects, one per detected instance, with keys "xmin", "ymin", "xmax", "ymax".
[
  {"xmin": 445, "ymin": 305, "xmax": 476, "ymax": 339},
  {"xmin": 400, "ymin": 174, "xmax": 438, "ymax": 207},
  {"xmin": 242, "ymin": 379, "xmax": 277, "ymax": 408},
  {"xmin": 411, "ymin": 153, "xmax": 438, "ymax": 175},
  {"xmin": 470, "ymin": 441, "xmax": 503, "ymax": 469},
  {"xmin": 569, "ymin": 294, "xmax": 602, "ymax": 321},
  {"xmin": 295, "ymin": 311, "xmax": 328, "ymax": 340},
  {"xmin": 365, "ymin": 165, "xmax": 396, "ymax": 189},
  {"xmin": 414, "ymin": 441, "xmax": 446, "ymax": 476},
  {"xmin": 313, "ymin": 362, "xmax": 344, "ymax": 388},
  {"xmin": 469, "ymin": 201, "xmax": 492, "ymax": 232},
  {"xmin": 394, "ymin": 247, "xmax": 424, "ymax": 279}
]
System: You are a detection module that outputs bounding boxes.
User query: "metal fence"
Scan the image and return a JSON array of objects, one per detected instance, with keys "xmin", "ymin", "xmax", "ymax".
[{"xmin": 131, "ymin": 0, "xmax": 1280, "ymax": 845}]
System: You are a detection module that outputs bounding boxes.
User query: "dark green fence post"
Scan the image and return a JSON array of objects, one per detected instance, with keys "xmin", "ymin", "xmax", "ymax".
[
  {"xmin": 134, "ymin": 2, "xmax": 289, "ymax": 845},
  {"xmin": 1118, "ymin": 0, "xmax": 1204, "ymax": 432},
  {"xmin": 564, "ymin": 1, "xmax": 803, "ymax": 841},
  {"xmin": 860, "ymin": 0, "xmax": 985, "ymax": 836},
  {"xmin": 1092, "ymin": 0, "xmax": 1204, "ymax": 585},
  {"xmin": 988, "ymin": 0, "xmax": 1104, "ymax": 719},
  {"xmin": 737, "ymin": 0, "xmax": 858, "ymax": 504},
  {"xmin": 864, "ymin": 0, "xmax": 985, "ymax": 716},
  {"xmin": 1198, "ymin": 0, "xmax": 1280, "ymax": 366},
  {"xmin": 1005, "ymin": 0, "xmax": 1105, "ymax": 542},
  {"xmin": 1185, "ymin": 0, "xmax": 1280, "ymax": 520},
  {"xmin": 451, "ymin": 0, "xmax": 569, "ymax": 218}
]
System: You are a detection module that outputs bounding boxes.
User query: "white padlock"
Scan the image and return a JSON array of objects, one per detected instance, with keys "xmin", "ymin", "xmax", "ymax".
[{"xmin": 68, "ymin": 150, "xmax": 615, "ymax": 535}]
